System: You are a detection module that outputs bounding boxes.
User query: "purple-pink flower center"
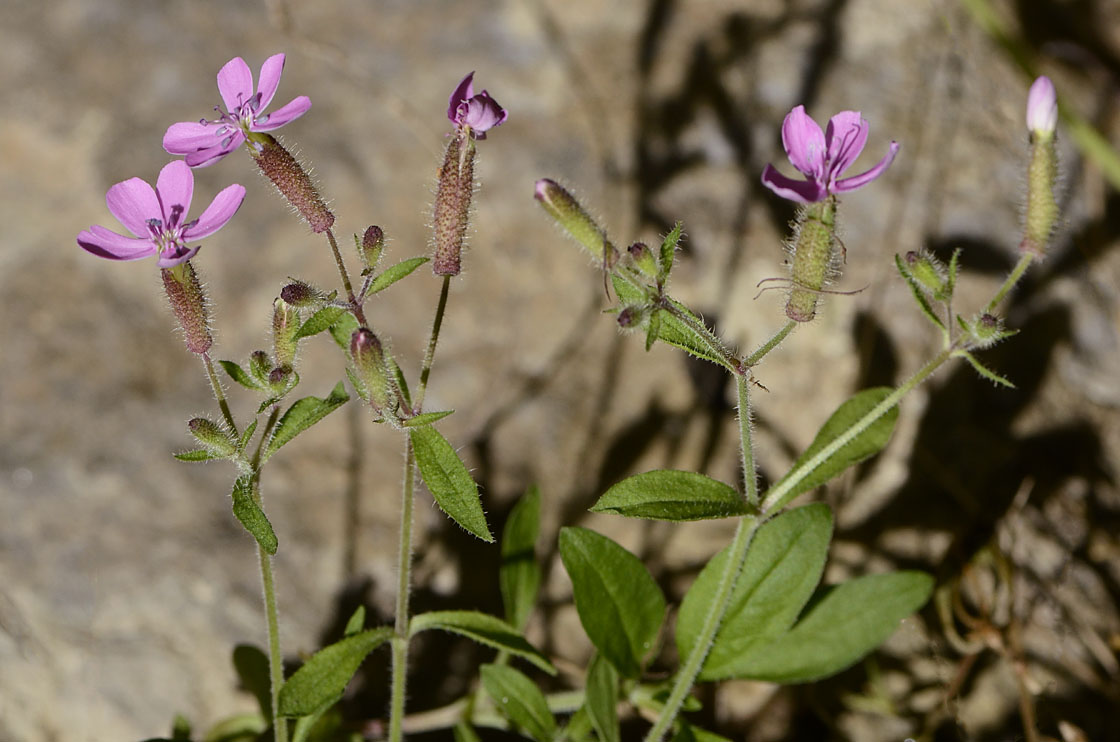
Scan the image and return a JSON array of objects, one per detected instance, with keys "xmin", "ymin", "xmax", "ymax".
[{"xmin": 199, "ymin": 92, "xmax": 263, "ymax": 142}]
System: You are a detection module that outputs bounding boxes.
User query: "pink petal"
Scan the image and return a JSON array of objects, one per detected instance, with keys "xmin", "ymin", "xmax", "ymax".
[
  {"xmin": 77, "ymin": 225, "xmax": 157, "ymax": 261},
  {"xmin": 824, "ymin": 111, "xmax": 868, "ymax": 181},
  {"xmin": 217, "ymin": 56, "xmax": 254, "ymax": 112},
  {"xmin": 106, "ymin": 176, "xmax": 160, "ymax": 236},
  {"xmin": 781, "ymin": 106, "xmax": 826, "ymax": 178},
  {"xmin": 833, "ymin": 141, "xmax": 900, "ymax": 194},
  {"xmin": 156, "ymin": 244, "xmax": 201, "ymax": 268},
  {"xmin": 462, "ymin": 91, "xmax": 507, "ymax": 133},
  {"xmin": 1026, "ymin": 76, "xmax": 1057, "ymax": 134},
  {"xmin": 182, "ymin": 183, "xmax": 246, "ymax": 240},
  {"xmin": 253, "ymin": 96, "xmax": 311, "ymax": 131},
  {"xmin": 761, "ymin": 164, "xmax": 826, "ymax": 204},
  {"xmin": 447, "ymin": 72, "xmax": 475, "ymax": 122},
  {"xmin": 256, "ymin": 53, "xmax": 287, "ymax": 111},
  {"xmin": 155, "ymin": 161, "xmax": 194, "ymax": 228},
  {"xmin": 184, "ymin": 135, "xmax": 244, "ymax": 168},
  {"xmin": 163, "ymin": 120, "xmax": 222, "ymax": 155}
]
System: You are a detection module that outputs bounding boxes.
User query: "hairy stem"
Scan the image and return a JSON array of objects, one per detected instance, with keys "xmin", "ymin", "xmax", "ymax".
[
  {"xmin": 325, "ymin": 228, "xmax": 368, "ymax": 327},
  {"xmin": 985, "ymin": 253, "xmax": 1033, "ymax": 314},
  {"xmin": 202, "ymin": 353, "xmax": 238, "ymax": 437}
]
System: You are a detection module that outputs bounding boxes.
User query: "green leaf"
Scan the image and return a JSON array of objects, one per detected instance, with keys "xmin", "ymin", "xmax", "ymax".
[
  {"xmin": 729, "ymin": 571, "xmax": 934, "ymax": 683},
  {"xmin": 767, "ymin": 387, "xmax": 898, "ymax": 510},
  {"xmin": 955, "ymin": 350, "xmax": 1015, "ymax": 388},
  {"xmin": 219, "ymin": 360, "xmax": 263, "ymax": 390},
  {"xmin": 501, "ymin": 486, "xmax": 542, "ymax": 631},
  {"xmin": 409, "ymin": 425, "xmax": 493, "ymax": 542},
  {"xmin": 585, "ymin": 653, "xmax": 620, "ymax": 742},
  {"xmin": 591, "ymin": 470, "xmax": 752, "ymax": 521},
  {"xmin": 278, "ymin": 627, "xmax": 393, "ymax": 717},
  {"xmin": 894, "ymin": 254, "xmax": 945, "ymax": 331},
  {"xmin": 453, "ymin": 722, "xmax": 483, "ymax": 742},
  {"xmin": 409, "ymin": 610, "xmax": 554, "ymax": 674},
  {"xmin": 344, "ymin": 606, "xmax": 366, "ymax": 636},
  {"xmin": 657, "ymin": 222, "xmax": 683, "ymax": 282},
  {"xmin": 296, "ymin": 306, "xmax": 348, "ymax": 340},
  {"xmin": 263, "ymin": 382, "xmax": 350, "ymax": 462},
  {"xmin": 231, "ymin": 475, "xmax": 278, "ymax": 555},
  {"xmin": 671, "ymin": 720, "xmax": 732, "ymax": 742},
  {"xmin": 946, "ymin": 247, "xmax": 961, "ymax": 298},
  {"xmin": 388, "ymin": 354, "xmax": 412, "ymax": 409},
  {"xmin": 645, "ymin": 309, "xmax": 660, "ymax": 352},
  {"xmin": 480, "ymin": 664, "xmax": 557, "ymax": 742},
  {"xmin": 328, "ymin": 311, "xmax": 360, "ymax": 351},
  {"xmin": 402, "ymin": 410, "xmax": 455, "ymax": 428},
  {"xmin": 232, "ymin": 644, "xmax": 272, "ymax": 720},
  {"xmin": 237, "ymin": 419, "xmax": 259, "ymax": 452},
  {"xmin": 173, "ymin": 448, "xmax": 219, "ymax": 462},
  {"xmin": 368, "ymin": 257, "xmax": 429, "ymax": 295},
  {"xmin": 558, "ymin": 527, "xmax": 666, "ymax": 678},
  {"xmin": 676, "ymin": 504, "xmax": 833, "ymax": 680}
]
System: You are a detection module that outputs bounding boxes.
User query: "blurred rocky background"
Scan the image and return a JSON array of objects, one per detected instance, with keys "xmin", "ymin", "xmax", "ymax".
[{"xmin": 1, "ymin": 0, "xmax": 1118, "ymax": 740}]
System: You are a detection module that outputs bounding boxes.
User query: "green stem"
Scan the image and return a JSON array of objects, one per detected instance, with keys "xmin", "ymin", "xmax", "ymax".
[
  {"xmin": 736, "ymin": 373, "xmax": 759, "ymax": 509},
  {"xmin": 325, "ymin": 228, "xmax": 367, "ymax": 327},
  {"xmin": 258, "ymin": 530, "xmax": 288, "ymax": 742},
  {"xmin": 659, "ymin": 300, "xmax": 742, "ymax": 374},
  {"xmin": 761, "ymin": 347, "xmax": 952, "ymax": 514},
  {"xmin": 643, "ymin": 516, "xmax": 760, "ymax": 742},
  {"xmin": 745, "ymin": 321, "xmax": 796, "ymax": 366},
  {"xmin": 389, "ymin": 274, "xmax": 454, "ymax": 742},
  {"xmin": 202, "ymin": 353, "xmax": 238, "ymax": 437},
  {"xmin": 985, "ymin": 253, "xmax": 1033, "ymax": 314}
]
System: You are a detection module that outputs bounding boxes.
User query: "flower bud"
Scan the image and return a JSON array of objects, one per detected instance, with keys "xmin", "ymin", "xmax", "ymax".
[
  {"xmin": 616, "ymin": 305, "xmax": 648, "ymax": 328},
  {"xmin": 280, "ymin": 280, "xmax": 329, "ymax": 308},
  {"xmin": 627, "ymin": 242, "xmax": 658, "ymax": 278},
  {"xmin": 961, "ymin": 312, "xmax": 1008, "ymax": 348},
  {"xmin": 432, "ymin": 133, "xmax": 476, "ymax": 276},
  {"xmin": 248, "ymin": 132, "xmax": 335, "ymax": 233},
  {"xmin": 904, "ymin": 250, "xmax": 949, "ymax": 300},
  {"xmin": 161, "ymin": 261, "xmax": 212, "ymax": 354},
  {"xmin": 534, "ymin": 179, "xmax": 619, "ymax": 268},
  {"xmin": 785, "ymin": 199, "xmax": 838, "ymax": 323},
  {"xmin": 1021, "ymin": 77, "xmax": 1059, "ymax": 260},
  {"xmin": 188, "ymin": 417, "xmax": 237, "ymax": 457},
  {"xmin": 268, "ymin": 363, "xmax": 295, "ymax": 393},
  {"xmin": 272, "ymin": 297, "xmax": 301, "ymax": 367},
  {"xmin": 349, "ymin": 328, "xmax": 391, "ymax": 411},
  {"xmin": 359, "ymin": 225, "xmax": 385, "ymax": 269},
  {"xmin": 1026, "ymin": 76, "xmax": 1057, "ymax": 140},
  {"xmin": 249, "ymin": 350, "xmax": 273, "ymax": 385}
]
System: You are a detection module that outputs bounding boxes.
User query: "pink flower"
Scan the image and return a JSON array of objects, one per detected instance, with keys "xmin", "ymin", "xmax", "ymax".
[
  {"xmin": 163, "ymin": 53, "xmax": 311, "ymax": 167},
  {"xmin": 761, "ymin": 106, "xmax": 899, "ymax": 203},
  {"xmin": 1026, "ymin": 76, "xmax": 1057, "ymax": 137},
  {"xmin": 447, "ymin": 72, "xmax": 508, "ymax": 138},
  {"xmin": 77, "ymin": 161, "xmax": 245, "ymax": 267}
]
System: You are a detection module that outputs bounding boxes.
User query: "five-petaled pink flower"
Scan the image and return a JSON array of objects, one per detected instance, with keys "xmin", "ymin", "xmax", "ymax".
[
  {"xmin": 77, "ymin": 160, "xmax": 246, "ymax": 267},
  {"xmin": 761, "ymin": 105, "xmax": 899, "ymax": 204},
  {"xmin": 447, "ymin": 72, "xmax": 508, "ymax": 138},
  {"xmin": 164, "ymin": 53, "xmax": 311, "ymax": 167}
]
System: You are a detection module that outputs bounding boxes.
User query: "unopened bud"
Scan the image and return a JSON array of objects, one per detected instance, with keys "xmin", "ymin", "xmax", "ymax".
[
  {"xmin": 1021, "ymin": 77, "xmax": 1059, "ymax": 260},
  {"xmin": 627, "ymin": 242, "xmax": 658, "ymax": 277},
  {"xmin": 534, "ymin": 179, "xmax": 619, "ymax": 268},
  {"xmin": 161, "ymin": 262, "xmax": 212, "ymax": 354},
  {"xmin": 248, "ymin": 132, "xmax": 335, "ymax": 233},
  {"xmin": 268, "ymin": 363, "xmax": 295, "ymax": 392},
  {"xmin": 360, "ymin": 225, "xmax": 385, "ymax": 269},
  {"xmin": 617, "ymin": 305, "xmax": 647, "ymax": 328},
  {"xmin": 785, "ymin": 199, "xmax": 837, "ymax": 323},
  {"xmin": 188, "ymin": 417, "xmax": 236, "ymax": 457},
  {"xmin": 349, "ymin": 328, "xmax": 390, "ymax": 410},
  {"xmin": 280, "ymin": 280, "xmax": 329, "ymax": 308},
  {"xmin": 904, "ymin": 250, "xmax": 949, "ymax": 299},
  {"xmin": 432, "ymin": 133, "xmax": 476, "ymax": 276},
  {"xmin": 272, "ymin": 298, "xmax": 301, "ymax": 367},
  {"xmin": 961, "ymin": 312, "xmax": 1009, "ymax": 348}
]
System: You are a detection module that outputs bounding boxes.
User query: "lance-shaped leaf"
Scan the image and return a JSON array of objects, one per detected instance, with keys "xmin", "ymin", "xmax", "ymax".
[
  {"xmin": 676, "ymin": 504, "xmax": 832, "ymax": 680},
  {"xmin": 296, "ymin": 306, "xmax": 347, "ymax": 340},
  {"xmin": 263, "ymin": 382, "xmax": 349, "ymax": 462},
  {"xmin": 173, "ymin": 448, "xmax": 219, "ymax": 462},
  {"xmin": 584, "ymin": 653, "xmax": 620, "ymax": 742},
  {"xmin": 409, "ymin": 610, "xmax": 554, "ymax": 674},
  {"xmin": 501, "ymin": 486, "xmax": 542, "ymax": 630},
  {"xmin": 232, "ymin": 644, "xmax": 272, "ymax": 720},
  {"xmin": 727, "ymin": 571, "xmax": 933, "ymax": 683},
  {"xmin": 402, "ymin": 410, "xmax": 454, "ymax": 428},
  {"xmin": 559, "ymin": 527, "xmax": 665, "ymax": 678},
  {"xmin": 766, "ymin": 387, "xmax": 898, "ymax": 511},
  {"xmin": 367, "ymin": 256, "xmax": 429, "ymax": 294},
  {"xmin": 657, "ymin": 222, "xmax": 683, "ymax": 283},
  {"xmin": 219, "ymin": 359, "xmax": 264, "ymax": 391},
  {"xmin": 328, "ymin": 311, "xmax": 360, "ymax": 351},
  {"xmin": 277, "ymin": 628, "xmax": 393, "ymax": 717},
  {"xmin": 592, "ymin": 470, "xmax": 751, "ymax": 521},
  {"xmin": 480, "ymin": 664, "xmax": 557, "ymax": 742},
  {"xmin": 409, "ymin": 425, "xmax": 493, "ymax": 542},
  {"xmin": 231, "ymin": 475, "xmax": 278, "ymax": 555}
]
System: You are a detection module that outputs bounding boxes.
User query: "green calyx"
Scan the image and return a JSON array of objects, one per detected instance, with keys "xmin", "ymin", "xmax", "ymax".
[{"xmin": 785, "ymin": 198, "xmax": 838, "ymax": 323}]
